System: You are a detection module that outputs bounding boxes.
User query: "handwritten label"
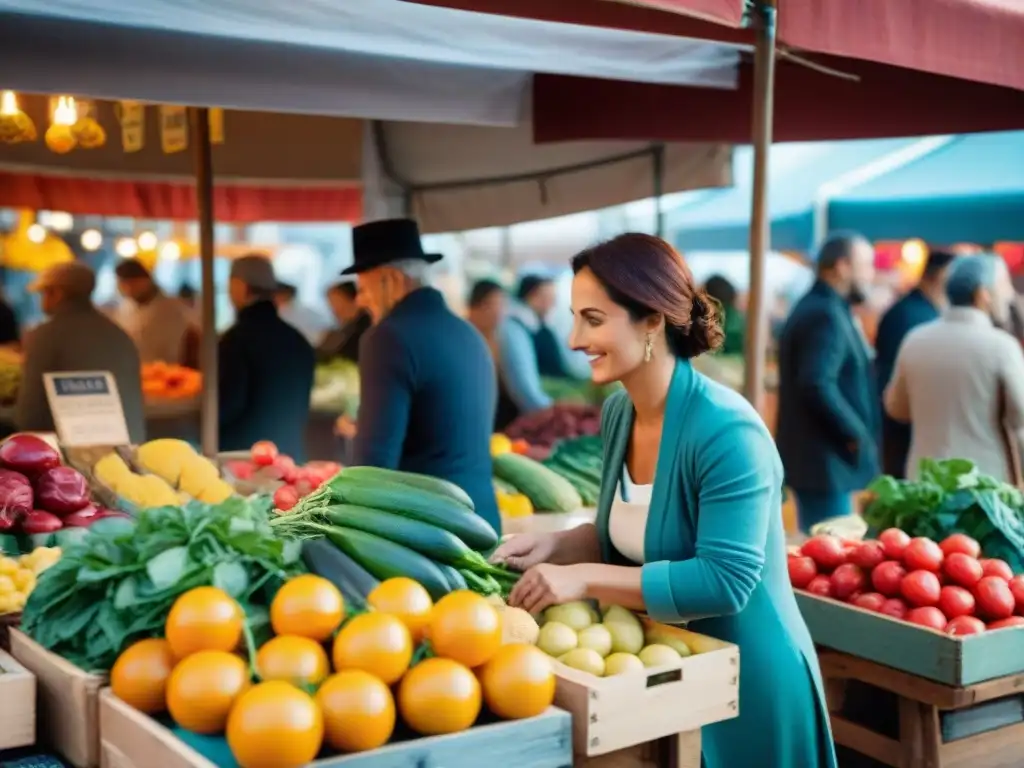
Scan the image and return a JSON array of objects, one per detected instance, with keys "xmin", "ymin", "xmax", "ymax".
[
  {"xmin": 119, "ymin": 101, "xmax": 145, "ymax": 153},
  {"xmin": 160, "ymin": 105, "xmax": 188, "ymax": 154},
  {"xmin": 44, "ymin": 372, "xmax": 131, "ymax": 448}
]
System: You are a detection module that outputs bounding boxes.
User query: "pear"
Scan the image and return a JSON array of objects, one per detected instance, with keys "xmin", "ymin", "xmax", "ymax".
[
  {"xmin": 537, "ymin": 621, "xmax": 578, "ymax": 657},
  {"xmin": 644, "ymin": 628, "xmax": 692, "ymax": 658},
  {"xmin": 544, "ymin": 601, "xmax": 596, "ymax": 632},
  {"xmin": 604, "ymin": 653, "xmax": 645, "ymax": 676},
  {"xmin": 603, "ymin": 618, "xmax": 644, "ymax": 655},
  {"xmin": 560, "ymin": 647, "xmax": 606, "ymax": 677},
  {"xmin": 639, "ymin": 644, "xmax": 681, "ymax": 668},
  {"xmin": 577, "ymin": 624, "xmax": 613, "ymax": 658},
  {"xmin": 603, "ymin": 605, "xmax": 642, "ymax": 631}
]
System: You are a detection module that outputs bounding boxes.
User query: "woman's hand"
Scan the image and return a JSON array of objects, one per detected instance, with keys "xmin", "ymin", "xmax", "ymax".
[
  {"xmin": 334, "ymin": 415, "xmax": 358, "ymax": 439},
  {"xmin": 489, "ymin": 533, "xmax": 558, "ymax": 572},
  {"xmin": 508, "ymin": 564, "xmax": 589, "ymax": 614}
]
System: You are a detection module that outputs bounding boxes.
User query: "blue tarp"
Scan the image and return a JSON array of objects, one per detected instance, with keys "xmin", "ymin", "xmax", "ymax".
[
  {"xmin": 666, "ymin": 138, "xmax": 919, "ymax": 253},
  {"xmin": 828, "ymin": 131, "xmax": 1024, "ymax": 245}
]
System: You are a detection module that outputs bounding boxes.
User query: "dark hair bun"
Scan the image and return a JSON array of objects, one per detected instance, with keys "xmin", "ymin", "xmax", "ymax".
[{"xmin": 665, "ymin": 290, "xmax": 724, "ymax": 358}]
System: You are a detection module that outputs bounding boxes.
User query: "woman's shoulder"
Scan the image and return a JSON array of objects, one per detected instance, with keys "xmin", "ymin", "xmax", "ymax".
[{"xmin": 690, "ymin": 374, "xmax": 775, "ymax": 447}]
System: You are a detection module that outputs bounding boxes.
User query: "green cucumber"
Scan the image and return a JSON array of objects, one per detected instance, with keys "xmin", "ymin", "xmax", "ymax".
[
  {"xmin": 301, "ymin": 538, "xmax": 379, "ymax": 609},
  {"xmin": 330, "ymin": 478, "xmax": 497, "ymax": 550},
  {"xmin": 318, "ymin": 525, "xmax": 451, "ymax": 600},
  {"xmin": 435, "ymin": 562, "xmax": 469, "ymax": 592},
  {"xmin": 340, "ymin": 466, "xmax": 474, "ymax": 511},
  {"xmin": 325, "ymin": 505, "xmax": 476, "ymax": 565}
]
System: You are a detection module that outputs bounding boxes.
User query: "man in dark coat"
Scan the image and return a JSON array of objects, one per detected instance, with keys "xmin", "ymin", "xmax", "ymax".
[
  {"xmin": 219, "ymin": 255, "xmax": 315, "ymax": 461},
  {"xmin": 776, "ymin": 232, "xmax": 881, "ymax": 532},
  {"xmin": 346, "ymin": 219, "xmax": 500, "ymax": 532},
  {"xmin": 874, "ymin": 249, "xmax": 955, "ymax": 478}
]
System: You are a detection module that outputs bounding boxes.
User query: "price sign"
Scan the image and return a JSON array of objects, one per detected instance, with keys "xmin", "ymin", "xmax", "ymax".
[{"xmin": 43, "ymin": 372, "xmax": 131, "ymax": 448}]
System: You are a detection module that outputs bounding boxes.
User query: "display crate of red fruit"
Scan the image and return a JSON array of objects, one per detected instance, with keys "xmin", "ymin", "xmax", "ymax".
[
  {"xmin": 791, "ymin": 529, "xmax": 1024, "ymax": 686},
  {"xmin": 219, "ymin": 441, "xmax": 341, "ymax": 511}
]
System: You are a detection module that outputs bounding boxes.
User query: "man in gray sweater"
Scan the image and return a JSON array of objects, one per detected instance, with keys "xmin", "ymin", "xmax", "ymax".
[{"xmin": 16, "ymin": 262, "xmax": 146, "ymax": 443}]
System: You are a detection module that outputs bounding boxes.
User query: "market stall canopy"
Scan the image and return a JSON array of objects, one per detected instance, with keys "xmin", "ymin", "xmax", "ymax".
[
  {"xmin": 667, "ymin": 137, "xmax": 926, "ymax": 253},
  {"xmin": 0, "ymin": 1, "xmax": 738, "ymax": 230},
  {"xmin": 828, "ymin": 131, "xmax": 1024, "ymax": 246},
  {"xmin": 427, "ymin": 0, "xmax": 1024, "ymax": 142}
]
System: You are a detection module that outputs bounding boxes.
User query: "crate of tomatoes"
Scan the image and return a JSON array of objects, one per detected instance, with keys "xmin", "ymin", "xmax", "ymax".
[{"xmin": 791, "ymin": 528, "xmax": 1024, "ymax": 686}]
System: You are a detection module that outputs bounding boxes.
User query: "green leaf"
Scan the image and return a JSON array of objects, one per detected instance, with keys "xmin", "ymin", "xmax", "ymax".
[
  {"xmin": 212, "ymin": 561, "xmax": 250, "ymax": 597},
  {"xmin": 146, "ymin": 546, "xmax": 191, "ymax": 591},
  {"xmin": 88, "ymin": 517, "xmax": 137, "ymax": 538},
  {"xmin": 113, "ymin": 576, "xmax": 140, "ymax": 610}
]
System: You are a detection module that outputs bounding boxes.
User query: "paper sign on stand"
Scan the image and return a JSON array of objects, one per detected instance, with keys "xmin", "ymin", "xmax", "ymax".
[{"xmin": 43, "ymin": 372, "xmax": 131, "ymax": 449}]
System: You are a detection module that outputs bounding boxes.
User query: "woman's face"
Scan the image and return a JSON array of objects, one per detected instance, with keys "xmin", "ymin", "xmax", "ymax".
[{"xmin": 569, "ymin": 267, "xmax": 649, "ymax": 385}]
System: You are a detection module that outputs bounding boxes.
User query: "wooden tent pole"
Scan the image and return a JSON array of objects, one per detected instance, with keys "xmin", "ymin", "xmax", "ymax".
[
  {"xmin": 742, "ymin": 0, "xmax": 778, "ymax": 413},
  {"xmin": 191, "ymin": 107, "xmax": 219, "ymax": 457}
]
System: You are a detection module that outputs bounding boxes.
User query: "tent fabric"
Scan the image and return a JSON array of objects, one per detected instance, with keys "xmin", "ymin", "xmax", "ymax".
[
  {"xmin": 667, "ymin": 138, "xmax": 919, "ymax": 253},
  {"xmin": 827, "ymin": 131, "xmax": 1024, "ymax": 245}
]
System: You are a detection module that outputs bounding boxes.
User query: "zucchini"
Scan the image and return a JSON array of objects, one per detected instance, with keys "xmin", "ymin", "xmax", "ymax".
[
  {"xmin": 320, "ymin": 525, "xmax": 452, "ymax": 600},
  {"xmin": 301, "ymin": 538, "xmax": 379, "ymax": 609},
  {"xmin": 330, "ymin": 478, "xmax": 498, "ymax": 550},
  {"xmin": 341, "ymin": 466, "xmax": 474, "ymax": 511},
  {"xmin": 325, "ymin": 504, "xmax": 475, "ymax": 565},
  {"xmin": 435, "ymin": 562, "xmax": 469, "ymax": 592},
  {"xmin": 493, "ymin": 477, "xmax": 519, "ymax": 495},
  {"xmin": 493, "ymin": 453, "xmax": 582, "ymax": 513}
]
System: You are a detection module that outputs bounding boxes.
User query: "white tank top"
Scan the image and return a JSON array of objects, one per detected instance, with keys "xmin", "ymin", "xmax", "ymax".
[{"xmin": 608, "ymin": 467, "xmax": 652, "ymax": 564}]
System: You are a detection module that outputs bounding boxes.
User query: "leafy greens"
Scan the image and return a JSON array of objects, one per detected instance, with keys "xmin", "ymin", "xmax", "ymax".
[{"xmin": 21, "ymin": 495, "xmax": 304, "ymax": 673}]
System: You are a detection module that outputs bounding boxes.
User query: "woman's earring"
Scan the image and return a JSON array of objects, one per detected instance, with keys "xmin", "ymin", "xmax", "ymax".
[{"xmin": 644, "ymin": 334, "xmax": 653, "ymax": 363}]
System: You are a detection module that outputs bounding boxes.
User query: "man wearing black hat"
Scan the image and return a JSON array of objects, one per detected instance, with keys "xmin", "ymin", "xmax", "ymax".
[{"xmin": 344, "ymin": 218, "xmax": 500, "ymax": 532}]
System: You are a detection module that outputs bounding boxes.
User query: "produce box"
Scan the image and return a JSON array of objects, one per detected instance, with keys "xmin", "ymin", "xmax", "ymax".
[
  {"xmin": 9, "ymin": 629, "xmax": 106, "ymax": 768},
  {"xmin": 554, "ymin": 619, "xmax": 738, "ymax": 757},
  {"xmin": 796, "ymin": 591, "xmax": 1024, "ymax": 686},
  {"xmin": 99, "ymin": 690, "xmax": 573, "ymax": 768},
  {"xmin": 0, "ymin": 647, "xmax": 36, "ymax": 750}
]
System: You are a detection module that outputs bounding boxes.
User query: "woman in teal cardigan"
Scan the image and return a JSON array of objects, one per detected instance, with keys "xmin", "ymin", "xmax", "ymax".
[{"xmin": 493, "ymin": 234, "xmax": 837, "ymax": 768}]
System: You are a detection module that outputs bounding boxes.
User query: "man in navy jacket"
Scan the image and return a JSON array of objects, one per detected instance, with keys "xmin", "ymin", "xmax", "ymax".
[
  {"xmin": 345, "ymin": 219, "xmax": 500, "ymax": 532},
  {"xmin": 776, "ymin": 233, "xmax": 881, "ymax": 532},
  {"xmin": 874, "ymin": 249, "xmax": 954, "ymax": 477}
]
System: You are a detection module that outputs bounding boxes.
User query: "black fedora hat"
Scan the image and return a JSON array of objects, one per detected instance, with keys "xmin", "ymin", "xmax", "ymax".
[{"xmin": 341, "ymin": 218, "xmax": 442, "ymax": 275}]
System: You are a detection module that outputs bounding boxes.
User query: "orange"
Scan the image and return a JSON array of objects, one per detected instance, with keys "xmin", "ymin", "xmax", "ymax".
[
  {"xmin": 398, "ymin": 657, "xmax": 481, "ymax": 736},
  {"xmin": 227, "ymin": 681, "xmax": 324, "ymax": 768},
  {"xmin": 480, "ymin": 643, "xmax": 555, "ymax": 720},
  {"xmin": 271, "ymin": 574, "xmax": 345, "ymax": 642},
  {"xmin": 367, "ymin": 577, "xmax": 433, "ymax": 641},
  {"xmin": 428, "ymin": 590, "xmax": 502, "ymax": 668},
  {"xmin": 332, "ymin": 612, "xmax": 412, "ymax": 685},
  {"xmin": 316, "ymin": 670, "xmax": 395, "ymax": 752},
  {"xmin": 110, "ymin": 638, "xmax": 175, "ymax": 714},
  {"xmin": 255, "ymin": 635, "xmax": 330, "ymax": 687},
  {"xmin": 165, "ymin": 586, "xmax": 243, "ymax": 659},
  {"xmin": 166, "ymin": 650, "xmax": 250, "ymax": 734}
]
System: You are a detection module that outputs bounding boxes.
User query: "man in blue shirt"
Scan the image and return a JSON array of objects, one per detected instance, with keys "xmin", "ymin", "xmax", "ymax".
[
  {"xmin": 874, "ymin": 249, "xmax": 955, "ymax": 477},
  {"xmin": 345, "ymin": 219, "xmax": 499, "ymax": 531}
]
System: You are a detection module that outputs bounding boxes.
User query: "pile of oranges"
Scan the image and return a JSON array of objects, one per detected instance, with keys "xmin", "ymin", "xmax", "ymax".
[{"xmin": 110, "ymin": 575, "xmax": 555, "ymax": 768}]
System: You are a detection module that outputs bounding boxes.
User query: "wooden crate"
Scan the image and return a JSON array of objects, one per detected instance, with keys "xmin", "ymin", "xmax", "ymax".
[
  {"xmin": 796, "ymin": 591, "xmax": 1024, "ymax": 686},
  {"xmin": 10, "ymin": 629, "xmax": 107, "ymax": 768},
  {"xmin": 554, "ymin": 620, "xmax": 738, "ymax": 757},
  {"xmin": 822, "ymin": 650, "xmax": 1024, "ymax": 767},
  {"xmin": 0, "ymin": 647, "xmax": 36, "ymax": 750},
  {"xmin": 99, "ymin": 690, "xmax": 573, "ymax": 768}
]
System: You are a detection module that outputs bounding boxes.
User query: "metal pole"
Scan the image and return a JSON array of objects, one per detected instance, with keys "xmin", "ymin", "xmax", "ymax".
[
  {"xmin": 742, "ymin": 0, "xmax": 777, "ymax": 413},
  {"xmin": 191, "ymin": 107, "xmax": 218, "ymax": 457},
  {"xmin": 652, "ymin": 144, "xmax": 665, "ymax": 238}
]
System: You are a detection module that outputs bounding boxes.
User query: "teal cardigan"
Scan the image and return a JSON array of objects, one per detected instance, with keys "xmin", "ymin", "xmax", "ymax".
[{"xmin": 596, "ymin": 360, "xmax": 837, "ymax": 768}]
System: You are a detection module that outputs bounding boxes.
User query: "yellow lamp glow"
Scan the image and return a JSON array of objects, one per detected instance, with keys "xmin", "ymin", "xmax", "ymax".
[
  {"xmin": 26, "ymin": 224, "xmax": 46, "ymax": 244},
  {"xmin": 115, "ymin": 237, "xmax": 138, "ymax": 258},
  {"xmin": 80, "ymin": 229, "xmax": 103, "ymax": 251},
  {"xmin": 159, "ymin": 241, "xmax": 182, "ymax": 261},
  {"xmin": 136, "ymin": 231, "xmax": 158, "ymax": 251}
]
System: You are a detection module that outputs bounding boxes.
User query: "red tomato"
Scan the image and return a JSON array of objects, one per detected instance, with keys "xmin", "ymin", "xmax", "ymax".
[
  {"xmin": 974, "ymin": 576, "xmax": 1015, "ymax": 620},
  {"xmin": 787, "ymin": 555, "xmax": 817, "ymax": 589},
  {"xmin": 830, "ymin": 564, "xmax": 867, "ymax": 601},
  {"xmin": 980, "ymin": 559, "xmax": 1014, "ymax": 582},
  {"xmin": 879, "ymin": 528, "xmax": 911, "ymax": 560},
  {"xmin": 805, "ymin": 575, "xmax": 834, "ymax": 598},
  {"xmin": 903, "ymin": 538, "xmax": 944, "ymax": 572},
  {"xmin": 943, "ymin": 553, "xmax": 983, "ymax": 589},
  {"xmin": 1008, "ymin": 575, "xmax": 1024, "ymax": 614},
  {"xmin": 849, "ymin": 541, "xmax": 886, "ymax": 571},
  {"xmin": 938, "ymin": 586, "xmax": 975, "ymax": 619},
  {"xmin": 251, "ymin": 441, "xmax": 278, "ymax": 467},
  {"xmin": 945, "ymin": 616, "xmax": 986, "ymax": 636},
  {"xmin": 907, "ymin": 606, "xmax": 947, "ymax": 631},
  {"xmin": 939, "ymin": 533, "xmax": 981, "ymax": 559},
  {"xmin": 901, "ymin": 570, "xmax": 941, "ymax": 607},
  {"xmin": 800, "ymin": 535, "xmax": 847, "ymax": 572},
  {"xmin": 871, "ymin": 561, "xmax": 907, "ymax": 597},
  {"xmin": 879, "ymin": 598, "xmax": 908, "ymax": 620},
  {"xmin": 273, "ymin": 485, "xmax": 300, "ymax": 512},
  {"xmin": 852, "ymin": 593, "xmax": 887, "ymax": 612},
  {"xmin": 987, "ymin": 616, "xmax": 1024, "ymax": 630}
]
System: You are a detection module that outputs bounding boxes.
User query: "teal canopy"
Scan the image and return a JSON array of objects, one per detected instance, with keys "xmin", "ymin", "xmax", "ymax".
[
  {"xmin": 828, "ymin": 131, "xmax": 1024, "ymax": 245},
  {"xmin": 666, "ymin": 138, "xmax": 919, "ymax": 253}
]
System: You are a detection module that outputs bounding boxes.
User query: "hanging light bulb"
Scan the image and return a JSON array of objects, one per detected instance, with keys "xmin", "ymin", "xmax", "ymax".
[
  {"xmin": 52, "ymin": 96, "xmax": 78, "ymax": 126},
  {"xmin": 39, "ymin": 211, "xmax": 74, "ymax": 232},
  {"xmin": 0, "ymin": 90, "xmax": 18, "ymax": 116},
  {"xmin": 159, "ymin": 241, "xmax": 182, "ymax": 261},
  {"xmin": 115, "ymin": 237, "xmax": 139, "ymax": 258},
  {"xmin": 136, "ymin": 231, "xmax": 158, "ymax": 251},
  {"xmin": 80, "ymin": 229, "xmax": 103, "ymax": 251},
  {"xmin": 26, "ymin": 224, "xmax": 47, "ymax": 244}
]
